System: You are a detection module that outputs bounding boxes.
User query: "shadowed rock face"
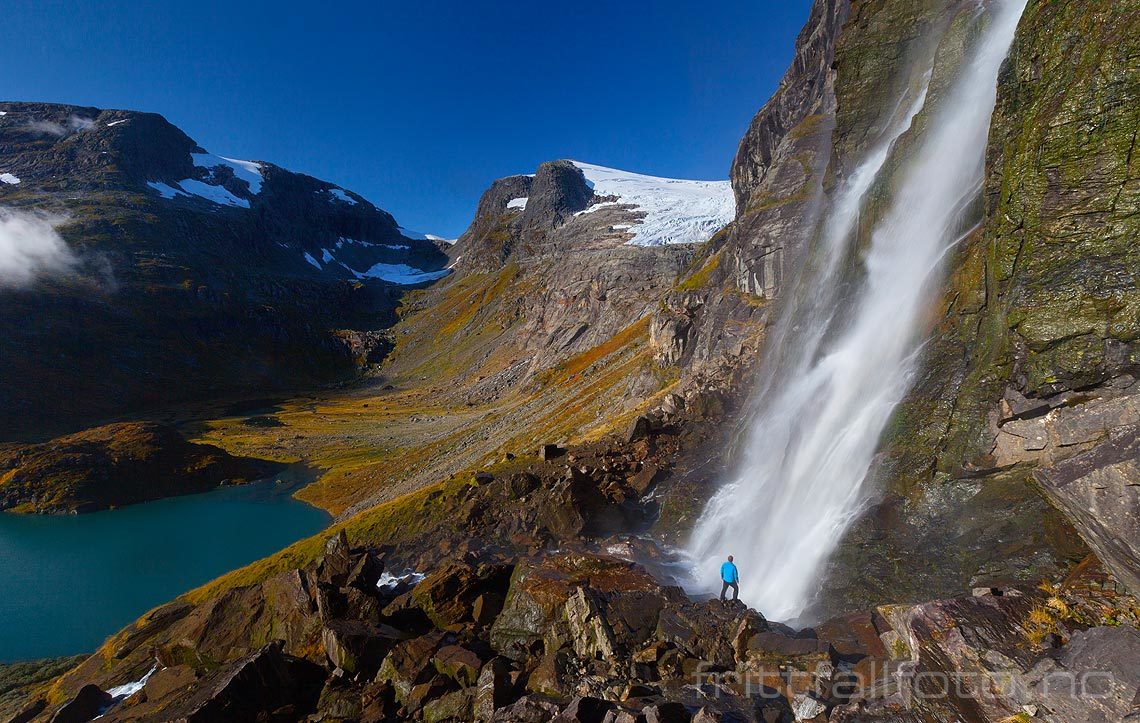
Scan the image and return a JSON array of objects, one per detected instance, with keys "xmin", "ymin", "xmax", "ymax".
[
  {"xmin": 0, "ymin": 421, "xmax": 276, "ymax": 513},
  {"xmin": 458, "ymin": 175, "xmax": 534, "ymax": 271},
  {"xmin": 0, "ymin": 101, "xmax": 448, "ymax": 439},
  {"xmin": 519, "ymin": 161, "xmax": 594, "ymax": 238},
  {"xmin": 1036, "ymin": 425, "xmax": 1140, "ymax": 594}
]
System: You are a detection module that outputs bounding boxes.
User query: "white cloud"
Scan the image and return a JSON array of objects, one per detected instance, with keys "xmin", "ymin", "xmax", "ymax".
[
  {"xmin": 25, "ymin": 115, "xmax": 95, "ymax": 138},
  {"xmin": 0, "ymin": 207, "xmax": 81, "ymax": 288}
]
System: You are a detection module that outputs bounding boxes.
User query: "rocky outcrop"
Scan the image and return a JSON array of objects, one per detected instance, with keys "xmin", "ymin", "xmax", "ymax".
[
  {"xmin": 518, "ymin": 161, "xmax": 594, "ymax": 239},
  {"xmin": 43, "ymin": 539, "xmax": 1140, "ymax": 722},
  {"xmin": 456, "ymin": 175, "xmax": 534, "ymax": 271},
  {"xmin": 0, "ymin": 421, "xmax": 275, "ymax": 513},
  {"xmin": 1035, "ymin": 426, "xmax": 1140, "ymax": 594}
]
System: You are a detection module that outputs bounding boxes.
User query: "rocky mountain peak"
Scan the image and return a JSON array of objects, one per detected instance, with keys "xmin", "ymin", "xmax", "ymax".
[{"xmin": 518, "ymin": 159, "xmax": 593, "ymax": 235}]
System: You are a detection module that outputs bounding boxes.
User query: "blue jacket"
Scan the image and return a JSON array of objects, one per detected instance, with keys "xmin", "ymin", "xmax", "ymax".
[{"xmin": 720, "ymin": 561, "xmax": 738, "ymax": 584}]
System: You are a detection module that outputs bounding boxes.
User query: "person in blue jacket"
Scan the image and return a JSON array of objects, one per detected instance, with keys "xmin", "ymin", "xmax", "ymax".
[{"xmin": 720, "ymin": 555, "xmax": 739, "ymax": 601}]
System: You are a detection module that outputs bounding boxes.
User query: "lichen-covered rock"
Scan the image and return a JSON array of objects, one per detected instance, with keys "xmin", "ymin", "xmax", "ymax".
[
  {"xmin": 410, "ymin": 561, "xmax": 513, "ymax": 630},
  {"xmin": 422, "ymin": 688, "xmax": 475, "ymax": 723},
  {"xmin": 489, "ymin": 553, "xmax": 672, "ymax": 658}
]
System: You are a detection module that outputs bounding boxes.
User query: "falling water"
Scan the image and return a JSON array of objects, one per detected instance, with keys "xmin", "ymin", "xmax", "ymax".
[{"xmin": 687, "ymin": 0, "xmax": 1028, "ymax": 621}]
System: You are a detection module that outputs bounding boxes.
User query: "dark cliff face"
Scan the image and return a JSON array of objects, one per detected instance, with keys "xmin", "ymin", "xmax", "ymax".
[
  {"xmin": 0, "ymin": 102, "xmax": 448, "ymax": 439},
  {"xmin": 455, "ymin": 174, "xmax": 532, "ymax": 271},
  {"xmin": 729, "ymin": 0, "xmax": 848, "ymax": 215},
  {"xmin": 651, "ymin": 0, "xmax": 1140, "ymax": 614},
  {"xmin": 517, "ymin": 160, "xmax": 594, "ymax": 237},
  {"xmin": 647, "ymin": 0, "xmax": 850, "ymax": 383}
]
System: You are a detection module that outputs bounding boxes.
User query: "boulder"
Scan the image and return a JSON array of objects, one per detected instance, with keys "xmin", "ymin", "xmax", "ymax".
[
  {"xmin": 411, "ymin": 562, "xmax": 513, "ymax": 630},
  {"xmin": 506, "ymin": 473, "xmax": 540, "ymax": 500},
  {"xmin": 656, "ymin": 599, "xmax": 767, "ymax": 669},
  {"xmin": 120, "ymin": 642, "xmax": 325, "ymax": 723},
  {"xmin": 539, "ymin": 444, "xmax": 565, "ymax": 461},
  {"xmin": 553, "ymin": 695, "xmax": 616, "ymax": 723},
  {"xmin": 404, "ymin": 677, "xmax": 451, "ymax": 716},
  {"xmin": 345, "ymin": 550, "xmax": 385, "ymax": 591},
  {"xmin": 490, "ymin": 553, "xmax": 669, "ymax": 658},
  {"xmin": 314, "ymin": 678, "xmax": 364, "ymax": 720},
  {"xmin": 813, "ymin": 611, "xmax": 890, "ymax": 661},
  {"xmin": 474, "ymin": 657, "xmax": 517, "ymax": 721},
  {"xmin": 1018, "ymin": 625, "xmax": 1140, "ymax": 723},
  {"xmin": 317, "ymin": 530, "xmax": 352, "ymax": 587},
  {"xmin": 49, "ymin": 684, "xmax": 112, "ymax": 723},
  {"xmin": 376, "ymin": 632, "xmax": 448, "ymax": 703},
  {"xmin": 791, "ymin": 692, "xmax": 828, "ymax": 721},
  {"xmin": 489, "ymin": 695, "xmax": 563, "ymax": 722},
  {"xmin": 423, "ymin": 688, "xmax": 475, "ymax": 723},
  {"xmin": 433, "ymin": 645, "xmax": 486, "ymax": 687},
  {"xmin": 626, "ymin": 416, "xmax": 653, "ymax": 443},
  {"xmin": 642, "ymin": 702, "xmax": 691, "ymax": 723},
  {"xmin": 627, "ymin": 464, "xmax": 659, "ymax": 497},
  {"xmin": 526, "ymin": 648, "xmax": 572, "ymax": 697},
  {"xmin": 322, "ymin": 618, "xmax": 402, "ymax": 675}
]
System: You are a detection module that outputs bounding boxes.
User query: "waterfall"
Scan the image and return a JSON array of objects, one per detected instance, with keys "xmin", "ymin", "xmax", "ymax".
[{"xmin": 686, "ymin": 0, "xmax": 1028, "ymax": 621}]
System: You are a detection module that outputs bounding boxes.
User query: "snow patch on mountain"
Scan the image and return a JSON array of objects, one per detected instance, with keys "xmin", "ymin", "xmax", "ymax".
[
  {"xmin": 570, "ymin": 161, "xmax": 733, "ymax": 246},
  {"xmin": 355, "ymin": 263, "xmax": 451, "ymax": 285},
  {"xmin": 0, "ymin": 173, "xmax": 19, "ymax": 185},
  {"xmin": 148, "ymin": 179, "xmax": 249, "ymax": 208},
  {"xmin": 327, "ymin": 188, "xmax": 358, "ymax": 205},
  {"xmin": 191, "ymin": 153, "xmax": 264, "ymax": 194},
  {"xmin": 507, "ymin": 197, "xmax": 528, "ymax": 210},
  {"xmin": 400, "ymin": 228, "xmax": 454, "ymax": 244}
]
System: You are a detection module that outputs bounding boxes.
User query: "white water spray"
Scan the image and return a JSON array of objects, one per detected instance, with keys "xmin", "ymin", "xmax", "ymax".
[{"xmin": 687, "ymin": 0, "xmax": 1028, "ymax": 621}]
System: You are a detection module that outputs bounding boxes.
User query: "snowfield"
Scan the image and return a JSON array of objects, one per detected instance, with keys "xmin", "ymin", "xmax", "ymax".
[
  {"xmin": 571, "ymin": 161, "xmax": 733, "ymax": 246},
  {"xmin": 0, "ymin": 173, "xmax": 20, "ymax": 185},
  {"xmin": 354, "ymin": 262, "xmax": 451, "ymax": 285},
  {"xmin": 302, "ymin": 243, "xmax": 451, "ymax": 286},
  {"xmin": 146, "ymin": 151, "xmax": 263, "ymax": 208},
  {"xmin": 506, "ymin": 196, "xmax": 528, "ymax": 210},
  {"xmin": 328, "ymin": 188, "xmax": 358, "ymax": 205},
  {"xmin": 191, "ymin": 153, "xmax": 264, "ymax": 194},
  {"xmin": 147, "ymin": 179, "xmax": 249, "ymax": 208}
]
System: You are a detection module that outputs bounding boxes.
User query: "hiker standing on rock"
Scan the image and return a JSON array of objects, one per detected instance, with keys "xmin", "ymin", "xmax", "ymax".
[{"xmin": 720, "ymin": 555, "xmax": 739, "ymax": 601}]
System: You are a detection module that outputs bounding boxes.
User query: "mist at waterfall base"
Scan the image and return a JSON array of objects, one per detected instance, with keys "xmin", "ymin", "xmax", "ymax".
[{"xmin": 685, "ymin": 0, "xmax": 1029, "ymax": 622}]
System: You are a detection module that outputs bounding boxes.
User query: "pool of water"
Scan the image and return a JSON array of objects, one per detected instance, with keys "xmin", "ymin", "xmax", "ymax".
[{"xmin": 0, "ymin": 473, "xmax": 330, "ymax": 662}]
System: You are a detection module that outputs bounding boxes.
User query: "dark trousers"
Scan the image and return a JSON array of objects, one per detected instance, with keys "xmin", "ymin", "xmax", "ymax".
[{"xmin": 720, "ymin": 580, "xmax": 738, "ymax": 601}]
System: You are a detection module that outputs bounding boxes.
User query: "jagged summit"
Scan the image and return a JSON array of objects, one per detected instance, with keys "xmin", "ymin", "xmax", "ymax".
[{"xmin": 453, "ymin": 158, "xmax": 733, "ymax": 271}]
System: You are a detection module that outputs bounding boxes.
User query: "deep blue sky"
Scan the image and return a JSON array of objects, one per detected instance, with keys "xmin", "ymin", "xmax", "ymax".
[{"xmin": 3, "ymin": 1, "xmax": 811, "ymax": 237}]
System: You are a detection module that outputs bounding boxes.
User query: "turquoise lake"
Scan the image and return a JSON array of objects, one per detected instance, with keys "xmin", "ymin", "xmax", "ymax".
[{"xmin": 0, "ymin": 477, "xmax": 330, "ymax": 662}]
